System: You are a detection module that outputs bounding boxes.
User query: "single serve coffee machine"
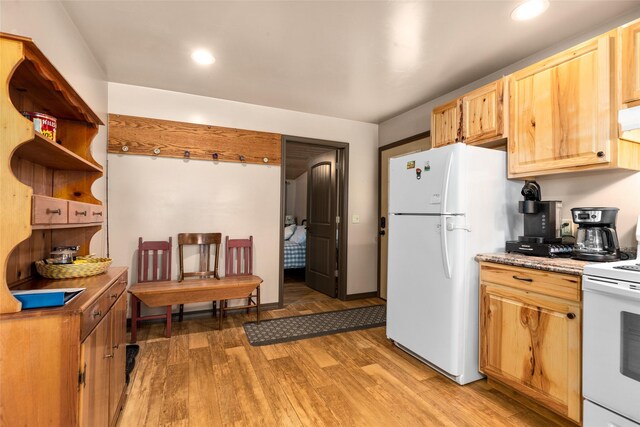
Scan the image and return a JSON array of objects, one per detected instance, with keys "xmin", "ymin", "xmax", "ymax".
[{"xmin": 506, "ymin": 181, "xmax": 573, "ymax": 257}]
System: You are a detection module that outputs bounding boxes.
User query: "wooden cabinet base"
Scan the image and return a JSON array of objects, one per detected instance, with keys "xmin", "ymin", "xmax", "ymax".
[
  {"xmin": 486, "ymin": 379, "xmax": 579, "ymax": 426},
  {"xmin": 0, "ymin": 267, "xmax": 128, "ymax": 427},
  {"xmin": 479, "ymin": 262, "xmax": 582, "ymax": 424}
]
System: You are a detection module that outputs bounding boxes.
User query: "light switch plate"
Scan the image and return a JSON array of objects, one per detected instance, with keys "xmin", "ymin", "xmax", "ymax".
[{"xmin": 352, "ymin": 214, "xmax": 360, "ymax": 224}]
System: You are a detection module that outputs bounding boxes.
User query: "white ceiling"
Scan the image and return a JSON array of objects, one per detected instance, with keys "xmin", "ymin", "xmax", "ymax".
[{"xmin": 62, "ymin": 1, "xmax": 640, "ymax": 123}]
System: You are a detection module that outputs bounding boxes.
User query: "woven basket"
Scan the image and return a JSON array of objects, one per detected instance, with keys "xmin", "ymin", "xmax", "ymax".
[{"xmin": 35, "ymin": 258, "xmax": 112, "ymax": 279}]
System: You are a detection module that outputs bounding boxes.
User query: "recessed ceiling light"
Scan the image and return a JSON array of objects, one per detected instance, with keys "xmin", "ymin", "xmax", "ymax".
[
  {"xmin": 511, "ymin": 0, "xmax": 550, "ymax": 21},
  {"xmin": 191, "ymin": 49, "xmax": 215, "ymax": 65}
]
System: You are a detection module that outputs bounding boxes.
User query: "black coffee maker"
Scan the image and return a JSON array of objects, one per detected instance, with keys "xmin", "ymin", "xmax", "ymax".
[
  {"xmin": 506, "ymin": 181, "xmax": 572, "ymax": 257},
  {"xmin": 571, "ymin": 207, "xmax": 621, "ymax": 261}
]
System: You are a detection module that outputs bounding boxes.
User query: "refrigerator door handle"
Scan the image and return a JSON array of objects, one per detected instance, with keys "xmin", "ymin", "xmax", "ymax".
[
  {"xmin": 446, "ymin": 222, "xmax": 471, "ymax": 232},
  {"xmin": 440, "ymin": 152, "xmax": 453, "ymax": 215},
  {"xmin": 441, "ymin": 216, "xmax": 453, "ymax": 279}
]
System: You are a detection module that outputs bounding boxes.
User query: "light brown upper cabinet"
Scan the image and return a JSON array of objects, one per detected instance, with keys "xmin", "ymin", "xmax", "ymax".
[
  {"xmin": 619, "ymin": 19, "xmax": 640, "ymax": 145},
  {"xmin": 508, "ymin": 30, "xmax": 640, "ymax": 178},
  {"xmin": 621, "ymin": 19, "xmax": 640, "ymax": 105},
  {"xmin": 432, "ymin": 78, "xmax": 506, "ymax": 148},
  {"xmin": 509, "ymin": 32, "xmax": 617, "ymax": 178},
  {"xmin": 431, "ymin": 99, "xmax": 461, "ymax": 148},
  {"xmin": 462, "ymin": 79, "xmax": 506, "ymax": 145}
]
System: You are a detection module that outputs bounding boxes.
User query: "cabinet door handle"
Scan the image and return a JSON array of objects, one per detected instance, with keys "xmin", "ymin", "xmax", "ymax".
[
  {"xmin": 76, "ymin": 210, "xmax": 87, "ymax": 216},
  {"xmin": 110, "ymin": 293, "xmax": 118, "ymax": 299},
  {"xmin": 91, "ymin": 310, "xmax": 102, "ymax": 318},
  {"xmin": 597, "ymin": 151, "xmax": 605, "ymax": 158},
  {"xmin": 92, "ymin": 211, "xmax": 103, "ymax": 216},
  {"xmin": 46, "ymin": 208, "xmax": 62, "ymax": 215},
  {"xmin": 104, "ymin": 353, "xmax": 114, "ymax": 359},
  {"xmin": 113, "ymin": 344, "xmax": 120, "ymax": 350},
  {"xmin": 567, "ymin": 313, "xmax": 576, "ymax": 319},
  {"xmin": 512, "ymin": 275, "xmax": 533, "ymax": 282}
]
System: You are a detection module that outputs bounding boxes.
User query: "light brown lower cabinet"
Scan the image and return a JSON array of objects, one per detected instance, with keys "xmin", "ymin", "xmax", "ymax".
[
  {"xmin": 479, "ymin": 262, "xmax": 582, "ymax": 424},
  {"xmin": 79, "ymin": 294, "xmax": 127, "ymax": 427},
  {"xmin": 0, "ymin": 267, "xmax": 128, "ymax": 426}
]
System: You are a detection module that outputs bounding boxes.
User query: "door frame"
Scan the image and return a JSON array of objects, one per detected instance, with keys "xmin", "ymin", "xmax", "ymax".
[
  {"xmin": 377, "ymin": 131, "xmax": 430, "ymax": 297},
  {"xmin": 279, "ymin": 135, "xmax": 349, "ymax": 307}
]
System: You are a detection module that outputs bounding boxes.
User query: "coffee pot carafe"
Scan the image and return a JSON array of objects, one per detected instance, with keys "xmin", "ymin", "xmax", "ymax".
[{"xmin": 571, "ymin": 207, "xmax": 621, "ymax": 262}]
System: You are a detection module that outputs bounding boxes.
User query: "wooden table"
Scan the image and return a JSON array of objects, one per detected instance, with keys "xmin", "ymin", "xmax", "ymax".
[{"xmin": 128, "ymin": 275, "xmax": 262, "ymax": 333}]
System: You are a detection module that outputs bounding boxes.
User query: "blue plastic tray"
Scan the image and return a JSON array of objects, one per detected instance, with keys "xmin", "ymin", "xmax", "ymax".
[{"xmin": 11, "ymin": 288, "xmax": 85, "ymax": 309}]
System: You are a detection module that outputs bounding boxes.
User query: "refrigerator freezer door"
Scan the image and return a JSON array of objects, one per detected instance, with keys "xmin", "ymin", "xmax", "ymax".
[
  {"xmin": 388, "ymin": 144, "xmax": 465, "ymax": 215},
  {"xmin": 386, "ymin": 214, "xmax": 466, "ymax": 376}
]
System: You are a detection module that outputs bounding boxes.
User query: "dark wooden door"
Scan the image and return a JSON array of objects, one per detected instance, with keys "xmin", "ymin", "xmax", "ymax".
[{"xmin": 306, "ymin": 153, "xmax": 337, "ymax": 297}]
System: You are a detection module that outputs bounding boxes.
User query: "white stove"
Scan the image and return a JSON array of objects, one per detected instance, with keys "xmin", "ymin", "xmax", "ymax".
[
  {"xmin": 583, "ymin": 258, "xmax": 640, "ymax": 426},
  {"xmin": 584, "ymin": 259, "xmax": 640, "ymax": 283}
]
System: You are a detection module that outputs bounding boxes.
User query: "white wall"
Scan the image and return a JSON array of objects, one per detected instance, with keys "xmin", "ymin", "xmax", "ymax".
[
  {"xmin": 379, "ymin": 9, "xmax": 640, "ymax": 249},
  {"xmin": 295, "ymin": 172, "xmax": 308, "ymax": 223},
  {"xmin": 1, "ymin": 1, "xmax": 109, "ymax": 256},
  {"xmin": 108, "ymin": 83, "xmax": 379, "ymax": 309},
  {"xmin": 285, "ymin": 180, "xmax": 296, "ymax": 218},
  {"xmin": 537, "ymin": 171, "xmax": 640, "ymax": 248}
]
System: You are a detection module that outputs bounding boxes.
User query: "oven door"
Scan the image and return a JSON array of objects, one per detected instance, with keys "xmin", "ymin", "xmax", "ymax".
[{"xmin": 583, "ymin": 275, "xmax": 640, "ymax": 423}]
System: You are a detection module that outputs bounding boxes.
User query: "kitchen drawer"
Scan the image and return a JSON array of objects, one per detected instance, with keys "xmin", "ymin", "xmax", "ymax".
[
  {"xmin": 480, "ymin": 262, "xmax": 581, "ymax": 302},
  {"xmin": 89, "ymin": 204, "xmax": 105, "ymax": 223},
  {"xmin": 81, "ymin": 273, "xmax": 127, "ymax": 341},
  {"xmin": 32, "ymin": 195, "xmax": 68, "ymax": 225},
  {"xmin": 68, "ymin": 201, "xmax": 93, "ymax": 224}
]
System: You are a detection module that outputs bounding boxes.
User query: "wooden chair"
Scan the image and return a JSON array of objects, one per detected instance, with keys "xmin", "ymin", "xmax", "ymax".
[
  {"xmin": 130, "ymin": 237, "xmax": 172, "ymax": 343},
  {"xmin": 222, "ymin": 236, "xmax": 260, "ymax": 321},
  {"xmin": 177, "ymin": 233, "xmax": 221, "ymax": 321}
]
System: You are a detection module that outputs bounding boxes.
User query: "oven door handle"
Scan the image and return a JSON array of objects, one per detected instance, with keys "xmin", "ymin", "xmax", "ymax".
[{"xmin": 583, "ymin": 276, "xmax": 640, "ymax": 302}]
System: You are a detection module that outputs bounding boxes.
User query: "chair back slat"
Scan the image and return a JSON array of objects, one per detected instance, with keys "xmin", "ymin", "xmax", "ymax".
[
  {"xmin": 225, "ymin": 236, "xmax": 253, "ymax": 277},
  {"xmin": 178, "ymin": 233, "xmax": 221, "ymax": 281},
  {"xmin": 138, "ymin": 237, "xmax": 172, "ymax": 283}
]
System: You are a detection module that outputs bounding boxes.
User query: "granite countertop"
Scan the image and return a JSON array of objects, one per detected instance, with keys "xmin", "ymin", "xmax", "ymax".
[{"xmin": 475, "ymin": 253, "xmax": 592, "ymax": 275}]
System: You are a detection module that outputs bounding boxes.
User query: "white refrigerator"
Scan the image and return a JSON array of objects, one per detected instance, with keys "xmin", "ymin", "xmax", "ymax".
[{"xmin": 386, "ymin": 143, "xmax": 521, "ymax": 385}]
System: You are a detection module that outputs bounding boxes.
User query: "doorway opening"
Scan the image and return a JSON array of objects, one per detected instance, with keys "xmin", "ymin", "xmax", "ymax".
[
  {"xmin": 378, "ymin": 132, "xmax": 431, "ymax": 299},
  {"xmin": 279, "ymin": 136, "xmax": 349, "ymax": 308}
]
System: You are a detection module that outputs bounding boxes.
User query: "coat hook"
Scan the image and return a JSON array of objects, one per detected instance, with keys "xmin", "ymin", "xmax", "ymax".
[
  {"xmin": 153, "ymin": 148, "xmax": 161, "ymax": 155},
  {"xmin": 239, "ymin": 155, "xmax": 246, "ymax": 162},
  {"xmin": 212, "ymin": 152, "xmax": 219, "ymax": 160},
  {"xmin": 121, "ymin": 145, "xmax": 129, "ymax": 152},
  {"xmin": 184, "ymin": 150, "xmax": 190, "ymax": 158}
]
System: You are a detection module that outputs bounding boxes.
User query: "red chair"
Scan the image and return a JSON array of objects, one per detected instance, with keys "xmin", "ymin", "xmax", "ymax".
[
  {"xmin": 130, "ymin": 237, "xmax": 172, "ymax": 342},
  {"xmin": 222, "ymin": 236, "xmax": 258, "ymax": 318}
]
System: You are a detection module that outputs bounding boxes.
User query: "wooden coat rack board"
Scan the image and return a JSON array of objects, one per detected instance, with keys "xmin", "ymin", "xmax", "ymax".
[{"xmin": 108, "ymin": 114, "xmax": 282, "ymax": 165}]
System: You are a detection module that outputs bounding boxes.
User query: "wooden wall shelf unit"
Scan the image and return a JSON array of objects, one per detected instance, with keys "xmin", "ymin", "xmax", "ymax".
[
  {"xmin": 1, "ymin": 33, "xmax": 126, "ymax": 427},
  {"xmin": 14, "ymin": 131, "xmax": 103, "ymax": 172},
  {"xmin": 108, "ymin": 114, "xmax": 282, "ymax": 166},
  {"xmin": 1, "ymin": 33, "xmax": 104, "ymax": 297}
]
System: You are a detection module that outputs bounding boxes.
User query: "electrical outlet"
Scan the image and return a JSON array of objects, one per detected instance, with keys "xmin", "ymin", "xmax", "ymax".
[
  {"xmin": 352, "ymin": 214, "xmax": 360, "ymax": 224},
  {"xmin": 561, "ymin": 218, "xmax": 573, "ymax": 237}
]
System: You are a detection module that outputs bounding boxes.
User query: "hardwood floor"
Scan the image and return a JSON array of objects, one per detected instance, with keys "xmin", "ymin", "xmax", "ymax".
[
  {"xmin": 283, "ymin": 270, "xmax": 333, "ymax": 306},
  {"xmin": 118, "ymin": 297, "xmax": 573, "ymax": 427}
]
